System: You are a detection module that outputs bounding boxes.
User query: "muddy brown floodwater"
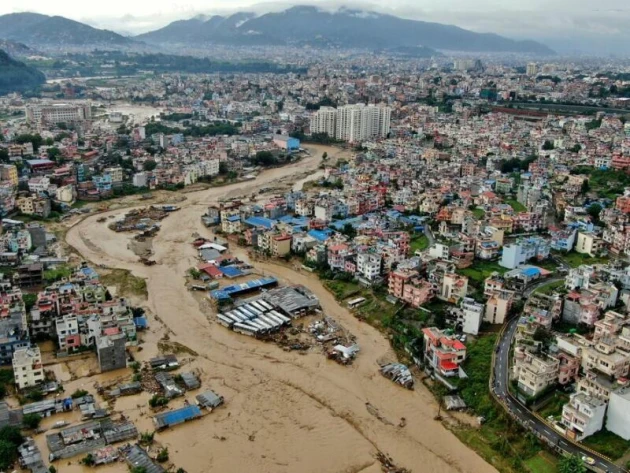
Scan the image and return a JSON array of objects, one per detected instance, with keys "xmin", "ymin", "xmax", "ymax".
[{"xmin": 64, "ymin": 145, "xmax": 497, "ymax": 473}]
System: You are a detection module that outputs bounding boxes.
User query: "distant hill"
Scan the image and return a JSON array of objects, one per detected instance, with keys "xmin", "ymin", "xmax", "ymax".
[
  {"xmin": 0, "ymin": 50, "xmax": 46, "ymax": 95},
  {"xmin": 0, "ymin": 40, "xmax": 35, "ymax": 58},
  {"xmin": 0, "ymin": 12, "xmax": 135, "ymax": 48},
  {"xmin": 138, "ymin": 6, "xmax": 554, "ymax": 54}
]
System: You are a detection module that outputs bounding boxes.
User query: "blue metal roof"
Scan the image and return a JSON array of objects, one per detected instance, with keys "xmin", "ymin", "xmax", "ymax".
[
  {"xmin": 220, "ymin": 266, "xmax": 243, "ymax": 278},
  {"xmin": 154, "ymin": 405, "xmax": 202, "ymax": 428},
  {"xmin": 226, "ymin": 215, "xmax": 241, "ymax": 222},
  {"xmin": 244, "ymin": 216, "xmax": 276, "ymax": 229},
  {"xmin": 210, "ymin": 277, "xmax": 278, "ymax": 299},
  {"xmin": 308, "ymin": 229, "xmax": 331, "ymax": 242},
  {"xmin": 134, "ymin": 317, "xmax": 148, "ymax": 328},
  {"xmin": 522, "ymin": 267, "xmax": 540, "ymax": 277}
]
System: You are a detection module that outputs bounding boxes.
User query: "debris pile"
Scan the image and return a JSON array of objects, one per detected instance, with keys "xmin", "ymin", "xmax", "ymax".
[
  {"xmin": 109, "ymin": 206, "xmax": 171, "ymax": 233},
  {"xmin": 375, "ymin": 451, "xmax": 411, "ymax": 473},
  {"xmin": 379, "ymin": 363, "xmax": 414, "ymax": 390}
]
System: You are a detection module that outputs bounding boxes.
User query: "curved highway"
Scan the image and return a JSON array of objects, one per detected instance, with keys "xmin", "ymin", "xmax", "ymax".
[{"xmin": 492, "ymin": 279, "xmax": 624, "ymax": 473}]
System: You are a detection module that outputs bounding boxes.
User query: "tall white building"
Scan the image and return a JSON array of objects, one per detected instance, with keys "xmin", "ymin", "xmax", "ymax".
[
  {"xmin": 12, "ymin": 346, "xmax": 44, "ymax": 390},
  {"xmin": 526, "ymin": 63, "xmax": 538, "ymax": 76},
  {"xmin": 310, "ymin": 106, "xmax": 337, "ymax": 137},
  {"xmin": 310, "ymin": 104, "xmax": 391, "ymax": 143},
  {"xmin": 25, "ymin": 103, "xmax": 92, "ymax": 124}
]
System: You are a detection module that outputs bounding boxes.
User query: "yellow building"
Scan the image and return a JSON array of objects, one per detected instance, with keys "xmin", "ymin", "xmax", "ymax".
[{"xmin": 0, "ymin": 164, "xmax": 18, "ymax": 186}]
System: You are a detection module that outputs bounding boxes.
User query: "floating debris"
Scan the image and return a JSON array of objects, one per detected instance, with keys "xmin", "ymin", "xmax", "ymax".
[{"xmin": 379, "ymin": 363, "xmax": 414, "ymax": 390}]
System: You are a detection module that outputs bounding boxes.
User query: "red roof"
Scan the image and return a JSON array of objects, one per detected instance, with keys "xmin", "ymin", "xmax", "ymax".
[
  {"xmin": 440, "ymin": 361, "xmax": 459, "ymax": 371},
  {"xmin": 103, "ymin": 327, "xmax": 120, "ymax": 336},
  {"xmin": 202, "ymin": 265, "xmax": 223, "ymax": 278}
]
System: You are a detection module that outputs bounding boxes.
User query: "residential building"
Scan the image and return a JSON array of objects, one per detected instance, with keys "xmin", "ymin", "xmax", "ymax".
[
  {"xmin": 56, "ymin": 315, "xmax": 80, "ymax": 352},
  {"xmin": 459, "ymin": 298, "xmax": 484, "ymax": 335},
  {"xmin": 422, "ymin": 327, "xmax": 467, "ymax": 378},
  {"xmin": 12, "ymin": 346, "xmax": 44, "ymax": 390},
  {"xmin": 97, "ymin": 334, "xmax": 127, "ymax": 373},
  {"xmin": 512, "ymin": 347, "xmax": 559, "ymax": 397},
  {"xmin": 311, "ymin": 104, "xmax": 391, "ymax": 143},
  {"xmin": 575, "ymin": 231, "xmax": 603, "ymax": 257},
  {"xmin": 0, "ymin": 165, "xmax": 18, "ymax": 186},
  {"xmin": 561, "ymin": 393, "xmax": 606, "ymax": 440},
  {"xmin": 500, "ymin": 237, "xmax": 550, "ymax": 269},
  {"xmin": 484, "ymin": 290, "xmax": 514, "ymax": 324},
  {"xmin": 25, "ymin": 103, "xmax": 92, "ymax": 124},
  {"xmin": 606, "ymin": 387, "xmax": 630, "ymax": 440}
]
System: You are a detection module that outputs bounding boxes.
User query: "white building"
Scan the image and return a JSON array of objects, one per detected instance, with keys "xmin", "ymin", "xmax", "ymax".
[
  {"xmin": 27, "ymin": 176, "xmax": 51, "ymax": 194},
  {"xmin": 356, "ymin": 252, "xmax": 382, "ymax": 281},
  {"xmin": 460, "ymin": 298, "xmax": 485, "ymax": 335},
  {"xmin": 56, "ymin": 315, "xmax": 79, "ymax": 352},
  {"xmin": 25, "ymin": 103, "xmax": 92, "ymax": 123},
  {"xmin": 429, "ymin": 243, "xmax": 450, "ymax": 260},
  {"xmin": 562, "ymin": 392, "xmax": 606, "ymax": 440},
  {"xmin": 310, "ymin": 104, "xmax": 391, "ymax": 143},
  {"xmin": 12, "ymin": 346, "xmax": 44, "ymax": 390},
  {"xmin": 133, "ymin": 172, "xmax": 148, "ymax": 188},
  {"xmin": 500, "ymin": 237, "xmax": 550, "ymax": 269},
  {"xmin": 310, "ymin": 106, "xmax": 337, "ymax": 137},
  {"xmin": 606, "ymin": 387, "xmax": 630, "ymax": 440},
  {"xmin": 526, "ymin": 63, "xmax": 538, "ymax": 76},
  {"xmin": 104, "ymin": 166, "xmax": 123, "ymax": 184}
]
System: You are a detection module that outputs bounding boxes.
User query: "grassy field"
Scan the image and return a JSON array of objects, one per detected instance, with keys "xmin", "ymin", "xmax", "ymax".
[
  {"xmin": 582, "ymin": 429, "xmax": 630, "ymax": 460},
  {"xmin": 536, "ymin": 392, "xmax": 569, "ymax": 420},
  {"xmin": 101, "ymin": 269, "xmax": 148, "ymax": 298},
  {"xmin": 524, "ymin": 451, "xmax": 558, "ymax": 473},
  {"xmin": 410, "ymin": 234, "xmax": 430, "ymax": 254},
  {"xmin": 534, "ymin": 280, "xmax": 565, "ymax": 295},
  {"xmin": 559, "ymin": 252, "xmax": 609, "ymax": 268},
  {"xmin": 506, "ymin": 199, "xmax": 527, "ymax": 213},
  {"xmin": 459, "ymin": 261, "xmax": 507, "ymax": 285}
]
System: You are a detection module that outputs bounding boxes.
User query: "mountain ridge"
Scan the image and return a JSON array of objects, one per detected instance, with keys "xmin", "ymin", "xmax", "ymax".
[
  {"xmin": 137, "ymin": 5, "xmax": 554, "ymax": 54},
  {"xmin": 0, "ymin": 12, "xmax": 135, "ymax": 48}
]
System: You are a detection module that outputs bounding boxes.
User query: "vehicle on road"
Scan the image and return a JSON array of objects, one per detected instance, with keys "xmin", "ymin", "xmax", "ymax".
[{"xmin": 582, "ymin": 456, "xmax": 595, "ymax": 466}]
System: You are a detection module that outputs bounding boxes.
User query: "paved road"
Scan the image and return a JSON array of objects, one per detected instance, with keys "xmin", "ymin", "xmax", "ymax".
[
  {"xmin": 424, "ymin": 224, "xmax": 435, "ymax": 247},
  {"xmin": 493, "ymin": 280, "xmax": 624, "ymax": 473}
]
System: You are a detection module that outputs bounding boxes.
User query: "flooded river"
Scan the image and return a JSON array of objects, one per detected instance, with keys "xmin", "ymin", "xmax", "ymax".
[{"xmin": 63, "ymin": 144, "xmax": 496, "ymax": 473}]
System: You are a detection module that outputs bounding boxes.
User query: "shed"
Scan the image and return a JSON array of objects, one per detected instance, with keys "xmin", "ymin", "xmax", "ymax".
[
  {"xmin": 180, "ymin": 372, "xmax": 201, "ymax": 390},
  {"xmin": 196, "ymin": 390, "xmax": 224, "ymax": 409}
]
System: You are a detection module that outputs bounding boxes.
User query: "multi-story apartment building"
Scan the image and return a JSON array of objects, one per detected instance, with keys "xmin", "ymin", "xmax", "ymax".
[
  {"xmin": 484, "ymin": 289, "xmax": 514, "ymax": 324},
  {"xmin": 310, "ymin": 104, "xmax": 391, "ymax": 143},
  {"xmin": 12, "ymin": 346, "xmax": 44, "ymax": 390},
  {"xmin": 513, "ymin": 347, "xmax": 559, "ymax": 397},
  {"xmin": 561, "ymin": 393, "xmax": 606, "ymax": 440},
  {"xmin": 0, "ymin": 164, "xmax": 18, "ymax": 186},
  {"xmin": 356, "ymin": 252, "xmax": 382, "ymax": 281},
  {"xmin": 500, "ymin": 237, "xmax": 550, "ymax": 269},
  {"xmin": 25, "ymin": 102, "xmax": 92, "ymax": 124},
  {"xmin": 459, "ymin": 298, "xmax": 485, "ymax": 335},
  {"xmin": 56, "ymin": 314, "xmax": 80, "ymax": 352}
]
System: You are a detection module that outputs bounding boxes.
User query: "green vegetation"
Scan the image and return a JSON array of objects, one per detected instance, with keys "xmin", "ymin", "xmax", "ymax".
[
  {"xmin": 156, "ymin": 447, "xmax": 169, "ymax": 463},
  {"xmin": 524, "ymin": 452, "xmax": 558, "ymax": 473},
  {"xmin": 22, "ymin": 413, "xmax": 42, "ymax": 429},
  {"xmin": 0, "ymin": 425, "xmax": 24, "ymax": 470},
  {"xmin": 536, "ymin": 392, "xmax": 569, "ymax": 420},
  {"xmin": 149, "ymin": 395, "xmax": 169, "ymax": 408},
  {"xmin": 144, "ymin": 121, "xmax": 239, "ymax": 139},
  {"xmin": 139, "ymin": 431, "xmax": 154, "ymax": 446},
  {"xmin": 557, "ymin": 454, "xmax": 586, "ymax": 473},
  {"xmin": 506, "ymin": 199, "xmax": 527, "ymax": 213},
  {"xmin": 459, "ymin": 261, "xmax": 506, "ymax": 285},
  {"xmin": 472, "ymin": 208, "xmax": 486, "ymax": 219},
  {"xmin": 131, "ymin": 467, "xmax": 147, "ymax": 473},
  {"xmin": 0, "ymin": 50, "xmax": 45, "ymax": 94},
  {"xmin": 71, "ymin": 389, "xmax": 89, "ymax": 399},
  {"xmin": 43, "ymin": 265, "xmax": 72, "ymax": 283},
  {"xmin": 410, "ymin": 234, "xmax": 430, "ymax": 254},
  {"xmin": 558, "ymin": 252, "xmax": 609, "ymax": 268},
  {"xmin": 571, "ymin": 167, "xmax": 630, "ymax": 200},
  {"xmin": 534, "ymin": 280, "xmax": 565, "ymax": 295},
  {"xmin": 81, "ymin": 453, "xmax": 95, "ymax": 466},
  {"xmin": 0, "ymin": 369, "xmax": 14, "ymax": 398},
  {"xmin": 101, "ymin": 269, "xmax": 148, "ymax": 298},
  {"xmin": 582, "ymin": 428, "xmax": 630, "ymax": 460}
]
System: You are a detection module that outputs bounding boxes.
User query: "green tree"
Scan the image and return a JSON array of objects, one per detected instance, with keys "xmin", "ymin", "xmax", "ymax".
[
  {"xmin": 219, "ymin": 162, "xmax": 229, "ymax": 175},
  {"xmin": 22, "ymin": 413, "xmax": 42, "ymax": 429},
  {"xmin": 558, "ymin": 454, "xmax": 586, "ymax": 473},
  {"xmin": 542, "ymin": 140, "xmax": 554, "ymax": 150},
  {"xmin": 131, "ymin": 467, "xmax": 147, "ymax": 473},
  {"xmin": 0, "ymin": 148, "xmax": 8, "ymax": 162},
  {"xmin": 322, "ymin": 152, "xmax": 328, "ymax": 161},
  {"xmin": 587, "ymin": 203, "xmax": 603, "ymax": 222},
  {"xmin": 0, "ymin": 440, "xmax": 18, "ymax": 470},
  {"xmin": 143, "ymin": 160, "xmax": 158, "ymax": 171},
  {"xmin": 340, "ymin": 223, "xmax": 357, "ymax": 239}
]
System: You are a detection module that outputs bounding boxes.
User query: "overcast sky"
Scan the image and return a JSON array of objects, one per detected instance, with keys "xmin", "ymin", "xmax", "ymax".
[{"xmin": 1, "ymin": 0, "xmax": 629, "ymax": 53}]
